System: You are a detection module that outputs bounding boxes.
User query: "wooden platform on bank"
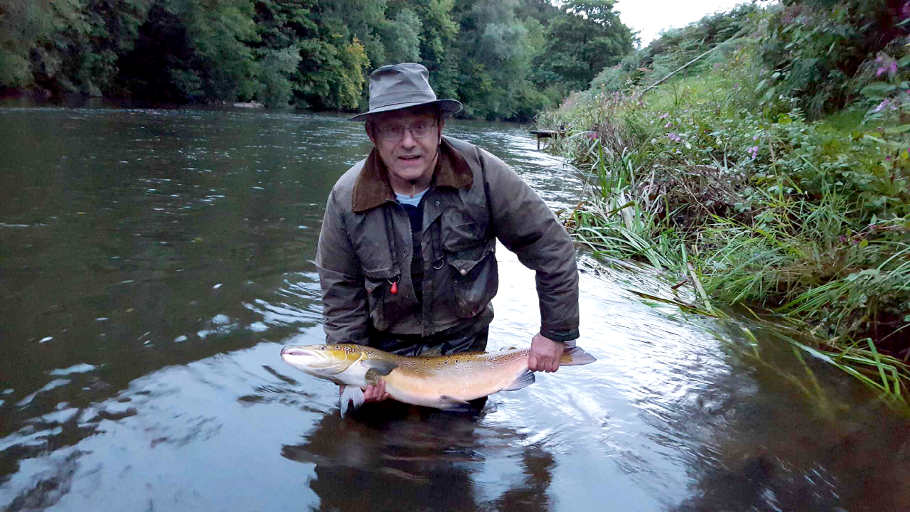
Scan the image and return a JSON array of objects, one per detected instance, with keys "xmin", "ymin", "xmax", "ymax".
[{"xmin": 529, "ymin": 129, "xmax": 565, "ymax": 149}]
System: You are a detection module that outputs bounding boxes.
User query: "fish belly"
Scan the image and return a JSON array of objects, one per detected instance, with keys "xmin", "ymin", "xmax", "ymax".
[{"xmin": 382, "ymin": 360, "xmax": 524, "ymax": 408}]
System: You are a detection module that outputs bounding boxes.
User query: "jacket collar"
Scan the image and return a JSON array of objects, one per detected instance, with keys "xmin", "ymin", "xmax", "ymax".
[{"xmin": 351, "ymin": 138, "xmax": 473, "ymax": 213}]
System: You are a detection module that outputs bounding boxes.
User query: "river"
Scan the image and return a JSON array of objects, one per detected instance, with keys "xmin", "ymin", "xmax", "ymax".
[{"xmin": 0, "ymin": 107, "xmax": 907, "ymax": 511}]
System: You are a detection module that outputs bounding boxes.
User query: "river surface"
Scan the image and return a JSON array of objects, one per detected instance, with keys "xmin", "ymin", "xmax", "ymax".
[{"xmin": 0, "ymin": 107, "xmax": 908, "ymax": 511}]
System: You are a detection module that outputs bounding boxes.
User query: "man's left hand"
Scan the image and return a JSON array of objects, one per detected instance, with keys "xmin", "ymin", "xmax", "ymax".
[{"xmin": 528, "ymin": 333, "xmax": 563, "ymax": 372}]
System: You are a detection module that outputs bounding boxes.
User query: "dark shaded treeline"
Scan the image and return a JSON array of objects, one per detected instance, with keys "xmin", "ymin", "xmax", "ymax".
[{"xmin": 0, "ymin": 0, "xmax": 634, "ymax": 121}]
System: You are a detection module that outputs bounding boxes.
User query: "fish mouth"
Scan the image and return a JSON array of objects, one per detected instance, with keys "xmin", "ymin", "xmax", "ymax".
[
  {"xmin": 280, "ymin": 345, "xmax": 348, "ymax": 375},
  {"xmin": 280, "ymin": 346, "xmax": 307, "ymax": 358}
]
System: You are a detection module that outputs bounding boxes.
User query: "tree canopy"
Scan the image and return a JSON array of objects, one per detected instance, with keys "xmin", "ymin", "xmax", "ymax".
[{"xmin": 0, "ymin": 0, "xmax": 634, "ymax": 120}]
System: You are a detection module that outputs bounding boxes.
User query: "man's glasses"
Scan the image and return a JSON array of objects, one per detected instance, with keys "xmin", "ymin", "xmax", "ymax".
[{"xmin": 374, "ymin": 120, "xmax": 437, "ymax": 142}]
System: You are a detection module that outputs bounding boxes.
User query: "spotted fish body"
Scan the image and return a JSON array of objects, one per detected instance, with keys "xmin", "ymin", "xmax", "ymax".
[{"xmin": 279, "ymin": 343, "xmax": 596, "ymax": 414}]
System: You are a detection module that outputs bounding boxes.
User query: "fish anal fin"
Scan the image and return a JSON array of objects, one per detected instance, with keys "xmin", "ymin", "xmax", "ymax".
[
  {"xmin": 560, "ymin": 346, "xmax": 596, "ymax": 366},
  {"xmin": 502, "ymin": 369, "xmax": 535, "ymax": 391},
  {"xmin": 339, "ymin": 385, "xmax": 364, "ymax": 416},
  {"xmin": 439, "ymin": 395, "xmax": 473, "ymax": 412}
]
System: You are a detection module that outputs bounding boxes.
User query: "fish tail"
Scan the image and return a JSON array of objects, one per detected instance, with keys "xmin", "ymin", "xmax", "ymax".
[{"xmin": 560, "ymin": 346, "xmax": 596, "ymax": 366}]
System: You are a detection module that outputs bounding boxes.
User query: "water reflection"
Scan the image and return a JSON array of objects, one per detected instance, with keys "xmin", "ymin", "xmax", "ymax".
[{"xmin": 285, "ymin": 407, "xmax": 555, "ymax": 512}]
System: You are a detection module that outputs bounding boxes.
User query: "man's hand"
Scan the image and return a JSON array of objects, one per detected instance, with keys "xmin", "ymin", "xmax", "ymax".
[
  {"xmin": 528, "ymin": 333, "xmax": 563, "ymax": 372},
  {"xmin": 362, "ymin": 381, "xmax": 390, "ymax": 402},
  {"xmin": 338, "ymin": 381, "xmax": 390, "ymax": 403}
]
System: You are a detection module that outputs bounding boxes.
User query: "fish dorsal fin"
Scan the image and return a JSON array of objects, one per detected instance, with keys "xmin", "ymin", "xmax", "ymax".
[
  {"xmin": 502, "ymin": 369, "xmax": 535, "ymax": 391},
  {"xmin": 339, "ymin": 385, "xmax": 364, "ymax": 416}
]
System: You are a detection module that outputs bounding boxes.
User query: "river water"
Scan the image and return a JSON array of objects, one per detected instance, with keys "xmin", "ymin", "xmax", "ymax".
[{"xmin": 0, "ymin": 107, "xmax": 907, "ymax": 511}]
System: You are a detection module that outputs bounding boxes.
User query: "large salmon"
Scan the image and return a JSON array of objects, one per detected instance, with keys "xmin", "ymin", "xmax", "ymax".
[{"xmin": 280, "ymin": 343, "xmax": 596, "ymax": 414}]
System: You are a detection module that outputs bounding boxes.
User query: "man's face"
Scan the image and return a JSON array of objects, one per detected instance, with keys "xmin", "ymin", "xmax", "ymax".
[{"xmin": 367, "ymin": 107, "xmax": 444, "ymax": 186}]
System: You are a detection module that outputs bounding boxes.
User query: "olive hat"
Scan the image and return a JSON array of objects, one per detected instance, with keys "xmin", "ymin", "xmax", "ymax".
[{"xmin": 350, "ymin": 63, "xmax": 462, "ymax": 121}]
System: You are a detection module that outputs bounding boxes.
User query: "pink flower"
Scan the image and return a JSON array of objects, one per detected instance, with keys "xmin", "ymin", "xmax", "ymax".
[
  {"xmin": 747, "ymin": 146, "xmax": 759, "ymax": 159},
  {"xmin": 873, "ymin": 99, "xmax": 897, "ymax": 113},
  {"xmin": 875, "ymin": 55, "xmax": 898, "ymax": 79}
]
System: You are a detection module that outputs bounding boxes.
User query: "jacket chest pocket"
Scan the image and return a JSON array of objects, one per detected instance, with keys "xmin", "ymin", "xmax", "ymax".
[
  {"xmin": 439, "ymin": 209, "xmax": 497, "ymax": 318},
  {"xmin": 445, "ymin": 239, "xmax": 498, "ymax": 318}
]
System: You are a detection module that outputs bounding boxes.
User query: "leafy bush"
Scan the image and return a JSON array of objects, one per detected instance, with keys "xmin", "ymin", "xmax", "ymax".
[{"xmin": 756, "ymin": 0, "xmax": 909, "ymax": 119}]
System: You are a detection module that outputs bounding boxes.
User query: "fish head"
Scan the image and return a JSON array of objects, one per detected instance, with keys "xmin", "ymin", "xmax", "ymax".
[{"xmin": 280, "ymin": 344, "xmax": 362, "ymax": 379}]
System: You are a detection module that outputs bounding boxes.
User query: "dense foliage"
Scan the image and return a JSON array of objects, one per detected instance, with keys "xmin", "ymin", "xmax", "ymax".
[
  {"xmin": 540, "ymin": 1, "xmax": 910, "ymax": 398},
  {"xmin": 0, "ymin": 0, "xmax": 633, "ymax": 120}
]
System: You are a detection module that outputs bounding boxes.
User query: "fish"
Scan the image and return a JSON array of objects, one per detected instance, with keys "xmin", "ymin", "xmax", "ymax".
[{"xmin": 279, "ymin": 343, "xmax": 596, "ymax": 415}]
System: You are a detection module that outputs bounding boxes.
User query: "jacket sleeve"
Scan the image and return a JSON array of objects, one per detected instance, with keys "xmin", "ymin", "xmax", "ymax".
[
  {"xmin": 481, "ymin": 149, "xmax": 580, "ymax": 341},
  {"xmin": 315, "ymin": 189, "xmax": 370, "ymax": 345}
]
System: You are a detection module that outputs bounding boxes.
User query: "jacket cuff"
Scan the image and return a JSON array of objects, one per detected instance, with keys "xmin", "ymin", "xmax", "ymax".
[{"xmin": 540, "ymin": 327, "xmax": 579, "ymax": 342}]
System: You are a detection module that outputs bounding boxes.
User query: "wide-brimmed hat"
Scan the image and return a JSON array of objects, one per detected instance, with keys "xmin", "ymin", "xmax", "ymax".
[{"xmin": 350, "ymin": 63, "xmax": 462, "ymax": 121}]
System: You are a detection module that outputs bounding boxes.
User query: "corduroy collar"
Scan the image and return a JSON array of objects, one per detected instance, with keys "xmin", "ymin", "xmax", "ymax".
[{"xmin": 351, "ymin": 138, "xmax": 473, "ymax": 213}]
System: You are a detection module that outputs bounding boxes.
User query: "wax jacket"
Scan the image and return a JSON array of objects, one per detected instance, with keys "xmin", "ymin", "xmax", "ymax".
[{"xmin": 315, "ymin": 136, "xmax": 579, "ymax": 346}]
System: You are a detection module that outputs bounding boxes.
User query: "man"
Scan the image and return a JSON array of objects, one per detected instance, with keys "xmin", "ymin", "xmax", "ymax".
[{"xmin": 316, "ymin": 63, "xmax": 579, "ymax": 404}]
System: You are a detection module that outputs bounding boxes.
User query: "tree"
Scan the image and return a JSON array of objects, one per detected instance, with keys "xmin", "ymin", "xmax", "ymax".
[
  {"xmin": 118, "ymin": 0, "xmax": 259, "ymax": 102},
  {"xmin": 377, "ymin": 7, "xmax": 421, "ymax": 64},
  {"xmin": 537, "ymin": 0, "xmax": 634, "ymax": 93},
  {"xmin": 0, "ymin": 0, "xmax": 57, "ymax": 89},
  {"xmin": 411, "ymin": 0, "xmax": 459, "ymax": 99}
]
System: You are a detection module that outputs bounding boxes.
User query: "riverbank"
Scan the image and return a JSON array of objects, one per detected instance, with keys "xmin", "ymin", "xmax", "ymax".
[{"xmin": 538, "ymin": 6, "xmax": 909, "ymax": 400}]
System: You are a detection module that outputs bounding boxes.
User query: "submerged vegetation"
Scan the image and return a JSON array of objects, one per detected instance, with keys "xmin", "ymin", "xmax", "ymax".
[{"xmin": 541, "ymin": 0, "xmax": 910, "ymax": 400}]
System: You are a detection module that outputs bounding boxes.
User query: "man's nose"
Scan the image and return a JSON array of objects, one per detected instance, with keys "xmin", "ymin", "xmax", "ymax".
[{"xmin": 399, "ymin": 127, "xmax": 419, "ymax": 147}]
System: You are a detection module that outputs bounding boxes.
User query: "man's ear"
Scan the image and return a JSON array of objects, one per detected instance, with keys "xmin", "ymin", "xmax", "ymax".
[{"xmin": 365, "ymin": 121, "xmax": 377, "ymax": 145}]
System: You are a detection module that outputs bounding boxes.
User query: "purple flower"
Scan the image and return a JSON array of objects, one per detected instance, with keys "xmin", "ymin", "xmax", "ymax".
[
  {"xmin": 875, "ymin": 55, "xmax": 898, "ymax": 79},
  {"xmin": 747, "ymin": 145, "xmax": 759, "ymax": 159},
  {"xmin": 667, "ymin": 133, "xmax": 682, "ymax": 143},
  {"xmin": 873, "ymin": 99, "xmax": 897, "ymax": 113},
  {"xmin": 659, "ymin": 113, "xmax": 669, "ymax": 120},
  {"xmin": 664, "ymin": 121, "xmax": 672, "ymax": 128}
]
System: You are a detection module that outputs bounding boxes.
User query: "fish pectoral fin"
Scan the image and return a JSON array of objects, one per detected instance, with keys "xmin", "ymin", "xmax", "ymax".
[
  {"xmin": 366, "ymin": 359, "xmax": 398, "ymax": 376},
  {"xmin": 502, "ymin": 369, "xmax": 535, "ymax": 391},
  {"xmin": 364, "ymin": 368, "xmax": 387, "ymax": 386},
  {"xmin": 339, "ymin": 385, "xmax": 364, "ymax": 416}
]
